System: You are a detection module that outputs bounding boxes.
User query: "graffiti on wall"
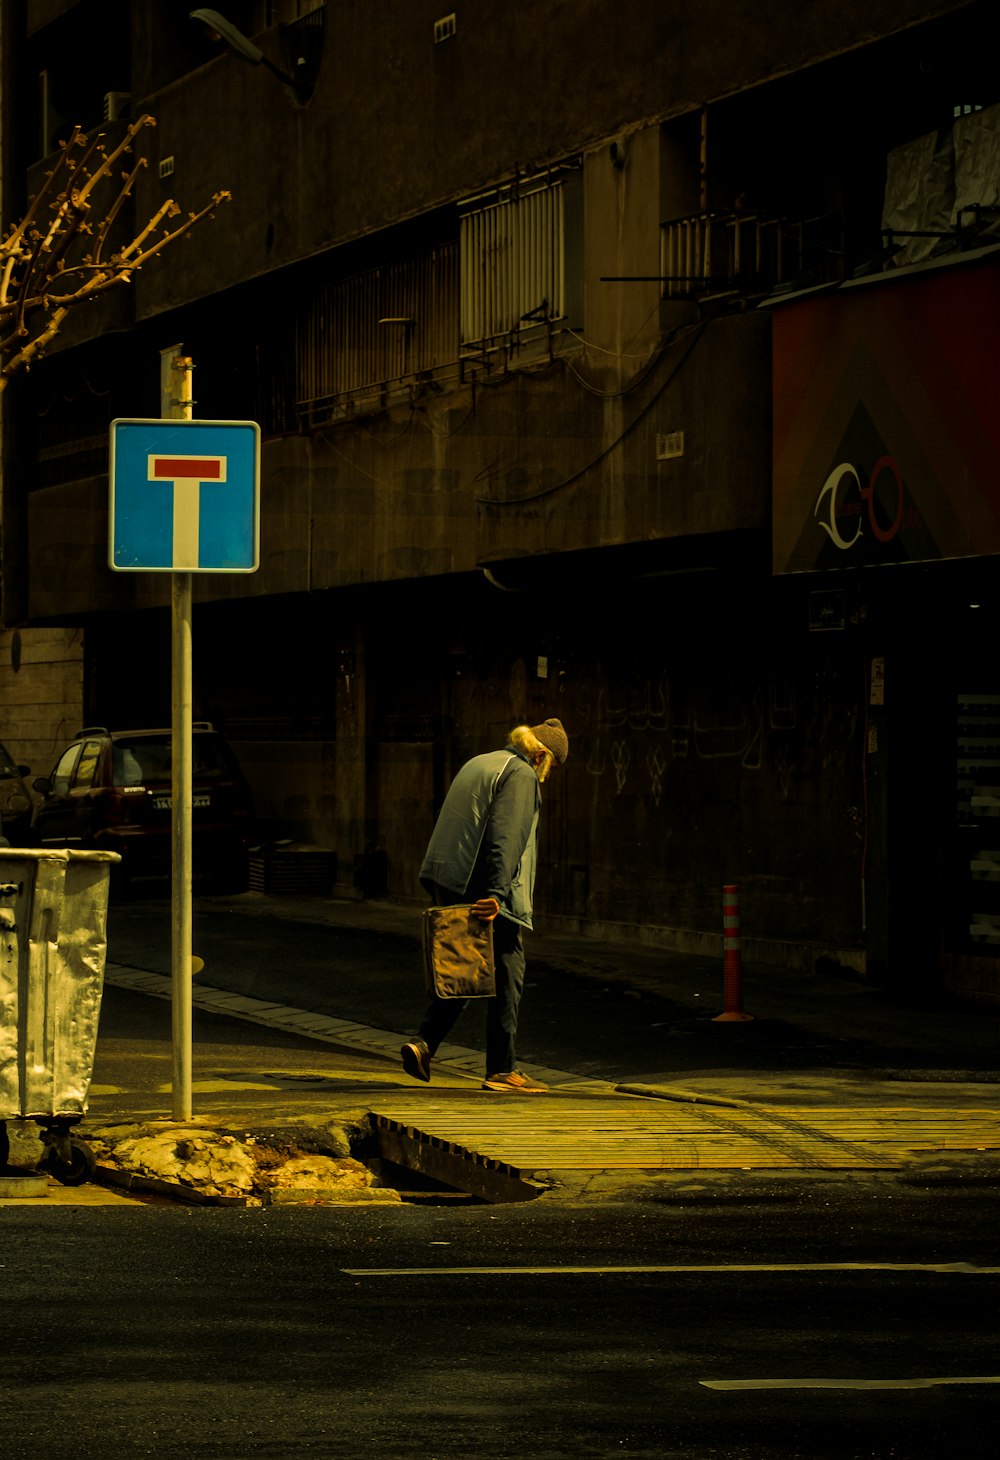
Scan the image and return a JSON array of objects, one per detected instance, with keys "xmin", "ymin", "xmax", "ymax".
[{"xmin": 573, "ymin": 673, "xmax": 811, "ymax": 800}]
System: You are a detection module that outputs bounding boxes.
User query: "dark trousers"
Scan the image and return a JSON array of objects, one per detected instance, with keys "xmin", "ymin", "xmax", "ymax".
[{"xmin": 418, "ymin": 883, "xmax": 526, "ymax": 1075}]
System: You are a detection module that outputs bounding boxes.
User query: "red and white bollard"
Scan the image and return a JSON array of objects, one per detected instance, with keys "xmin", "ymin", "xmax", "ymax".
[{"xmin": 713, "ymin": 883, "xmax": 754, "ymax": 1022}]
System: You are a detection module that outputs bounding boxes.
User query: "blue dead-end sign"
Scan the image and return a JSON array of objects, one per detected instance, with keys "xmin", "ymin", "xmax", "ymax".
[{"xmin": 110, "ymin": 418, "xmax": 260, "ymax": 572}]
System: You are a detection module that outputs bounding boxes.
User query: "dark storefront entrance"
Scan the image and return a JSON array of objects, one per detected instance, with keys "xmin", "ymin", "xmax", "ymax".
[{"xmin": 771, "ymin": 248, "xmax": 1000, "ymax": 1000}]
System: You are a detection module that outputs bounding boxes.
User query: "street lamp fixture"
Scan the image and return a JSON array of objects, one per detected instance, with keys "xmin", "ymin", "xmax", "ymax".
[{"xmin": 189, "ymin": 8, "xmax": 305, "ymax": 96}]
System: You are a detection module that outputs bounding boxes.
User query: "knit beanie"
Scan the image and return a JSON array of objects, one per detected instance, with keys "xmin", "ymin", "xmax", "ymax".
[{"xmin": 531, "ymin": 717, "xmax": 569, "ymax": 765}]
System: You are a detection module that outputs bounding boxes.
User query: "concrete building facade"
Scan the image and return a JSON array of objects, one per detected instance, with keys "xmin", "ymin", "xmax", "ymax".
[{"xmin": 3, "ymin": 0, "xmax": 999, "ymax": 997}]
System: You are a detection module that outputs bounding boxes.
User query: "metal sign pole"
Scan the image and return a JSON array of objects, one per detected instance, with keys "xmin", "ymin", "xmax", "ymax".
[
  {"xmin": 167, "ymin": 349, "xmax": 194, "ymax": 1121},
  {"xmin": 111, "ymin": 363, "xmax": 261, "ymax": 1125},
  {"xmin": 171, "ymin": 571, "xmax": 193, "ymax": 1119}
]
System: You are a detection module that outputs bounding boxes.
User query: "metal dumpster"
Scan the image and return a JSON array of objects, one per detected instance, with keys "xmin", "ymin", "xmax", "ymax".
[{"xmin": 1, "ymin": 847, "xmax": 119, "ymax": 1184}]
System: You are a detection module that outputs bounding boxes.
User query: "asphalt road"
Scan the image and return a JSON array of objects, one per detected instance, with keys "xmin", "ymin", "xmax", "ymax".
[{"xmin": 2, "ymin": 1195, "xmax": 998, "ymax": 1459}]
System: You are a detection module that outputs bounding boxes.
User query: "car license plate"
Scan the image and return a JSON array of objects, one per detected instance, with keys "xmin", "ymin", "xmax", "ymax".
[{"xmin": 152, "ymin": 794, "xmax": 211, "ymax": 810}]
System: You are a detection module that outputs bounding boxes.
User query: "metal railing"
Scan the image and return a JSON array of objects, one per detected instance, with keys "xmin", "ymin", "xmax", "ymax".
[
  {"xmin": 660, "ymin": 210, "xmax": 822, "ymax": 300},
  {"xmin": 875, "ymin": 203, "xmax": 1000, "ymax": 271},
  {"xmin": 460, "ymin": 179, "xmax": 567, "ymax": 345},
  {"xmin": 297, "ymin": 244, "xmax": 458, "ymax": 401}
]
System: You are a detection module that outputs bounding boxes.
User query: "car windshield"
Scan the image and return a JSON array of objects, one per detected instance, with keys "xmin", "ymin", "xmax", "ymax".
[
  {"xmin": 112, "ymin": 735, "xmax": 237, "ymax": 786},
  {"xmin": 0, "ymin": 742, "xmax": 21, "ymax": 778}
]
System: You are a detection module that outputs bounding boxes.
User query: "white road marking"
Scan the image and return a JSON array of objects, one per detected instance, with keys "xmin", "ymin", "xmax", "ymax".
[
  {"xmin": 702, "ymin": 1376, "xmax": 1000, "ymax": 1390},
  {"xmin": 341, "ymin": 1261, "xmax": 1000, "ymax": 1277}
]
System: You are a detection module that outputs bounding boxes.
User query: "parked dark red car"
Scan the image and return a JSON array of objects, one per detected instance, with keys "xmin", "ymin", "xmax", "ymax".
[{"xmin": 31, "ymin": 724, "xmax": 253, "ymax": 887}]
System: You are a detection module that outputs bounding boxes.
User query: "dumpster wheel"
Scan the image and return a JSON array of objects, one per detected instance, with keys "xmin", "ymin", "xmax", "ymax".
[
  {"xmin": 43, "ymin": 1140, "xmax": 97, "ymax": 1186},
  {"xmin": 37, "ymin": 1120, "xmax": 97, "ymax": 1186}
]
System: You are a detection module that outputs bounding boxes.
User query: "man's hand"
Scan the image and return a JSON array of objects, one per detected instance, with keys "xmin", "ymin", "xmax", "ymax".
[{"xmin": 470, "ymin": 896, "xmax": 500, "ymax": 922}]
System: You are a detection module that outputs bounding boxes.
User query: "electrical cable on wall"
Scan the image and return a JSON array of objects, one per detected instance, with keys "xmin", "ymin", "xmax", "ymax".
[{"xmin": 473, "ymin": 319, "xmax": 707, "ymax": 507}]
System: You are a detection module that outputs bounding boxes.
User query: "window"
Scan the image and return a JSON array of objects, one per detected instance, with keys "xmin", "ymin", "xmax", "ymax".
[
  {"xmin": 292, "ymin": 244, "xmax": 460, "ymax": 426},
  {"xmin": 113, "ymin": 739, "xmax": 170, "ymax": 785},
  {"xmin": 50, "ymin": 745, "xmax": 82, "ymax": 797},
  {"xmin": 72, "ymin": 740, "xmax": 103, "ymax": 790},
  {"xmin": 112, "ymin": 734, "xmax": 237, "ymax": 784},
  {"xmin": 28, "ymin": 0, "xmax": 131, "ymax": 159},
  {"xmin": 459, "ymin": 165, "xmax": 582, "ymax": 349}
]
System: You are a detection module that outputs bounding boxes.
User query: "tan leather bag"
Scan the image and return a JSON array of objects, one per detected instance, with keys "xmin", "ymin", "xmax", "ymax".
[{"xmin": 422, "ymin": 904, "xmax": 496, "ymax": 999}]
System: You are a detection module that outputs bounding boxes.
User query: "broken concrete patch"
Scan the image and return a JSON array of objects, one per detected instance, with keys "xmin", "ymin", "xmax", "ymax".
[
  {"xmin": 256, "ymin": 1152, "xmax": 399, "ymax": 1203},
  {"xmin": 93, "ymin": 1121, "xmax": 398, "ymax": 1204},
  {"xmin": 110, "ymin": 1128, "xmax": 258, "ymax": 1200}
]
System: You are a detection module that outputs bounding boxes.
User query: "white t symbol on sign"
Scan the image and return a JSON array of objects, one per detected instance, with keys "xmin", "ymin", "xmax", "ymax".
[{"xmin": 148, "ymin": 453, "xmax": 227, "ymax": 569}]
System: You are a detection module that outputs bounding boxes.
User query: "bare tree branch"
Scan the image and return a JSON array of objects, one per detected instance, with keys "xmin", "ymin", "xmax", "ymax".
[{"xmin": 0, "ymin": 114, "xmax": 230, "ymax": 391}]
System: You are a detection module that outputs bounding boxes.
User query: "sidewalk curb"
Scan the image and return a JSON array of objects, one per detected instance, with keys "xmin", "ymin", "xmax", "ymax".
[{"xmin": 615, "ymin": 1083, "xmax": 759, "ymax": 1110}]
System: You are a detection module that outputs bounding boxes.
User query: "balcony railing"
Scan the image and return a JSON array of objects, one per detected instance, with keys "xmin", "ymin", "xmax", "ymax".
[{"xmin": 660, "ymin": 210, "xmax": 828, "ymax": 301}]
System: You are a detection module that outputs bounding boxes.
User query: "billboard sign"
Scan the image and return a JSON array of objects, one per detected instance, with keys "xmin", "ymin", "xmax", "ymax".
[{"xmin": 772, "ymin": 254, "xmax": 1000, "ymax": 574}]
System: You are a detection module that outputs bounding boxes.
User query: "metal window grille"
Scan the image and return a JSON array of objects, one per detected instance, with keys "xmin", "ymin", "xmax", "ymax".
[
  {"xmin": 293, "ymin": 243, "xmax": 459, "ymax": 421},
  {"xmin": 459, "ymin": 175, "xmax": 568, "ymax": 346}
]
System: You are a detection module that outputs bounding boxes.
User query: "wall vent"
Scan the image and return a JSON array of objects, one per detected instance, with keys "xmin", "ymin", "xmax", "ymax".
[
  {"xmin": 159, "ymin": 156, "xmax": 175, "ymax": 180},
  {"xmin": 656, "ymin": 431, "xmax": 685, "ymax": 461},
  {"xmin": 434, "ymin": 13, "xmax": 456, "ymax": 43}
]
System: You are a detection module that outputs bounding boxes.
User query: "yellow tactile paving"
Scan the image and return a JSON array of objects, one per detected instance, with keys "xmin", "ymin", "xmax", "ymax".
[
  {"xmin": 764, "ymin": 1106, "xmax": 1000, "ymax": 1157},
  {"xmin": 369, "ymin": 1096, "xmax": 1000, "ymax": 1175}
]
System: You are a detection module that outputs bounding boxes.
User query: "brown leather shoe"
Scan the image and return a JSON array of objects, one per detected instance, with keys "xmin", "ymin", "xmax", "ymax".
[
  {"xmin": 401, "ymin": 1040, "xmax": 431, "ymax": 1082},
  {"xmin": 482, "ymin": 1070, "xmax": 548, "ymax": 1093}
]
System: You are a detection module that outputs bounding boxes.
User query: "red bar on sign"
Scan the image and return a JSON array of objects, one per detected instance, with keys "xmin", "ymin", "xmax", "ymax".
[{"xmin": 151, "ymin": 457, "xmax": 224, "ymax": 479}]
